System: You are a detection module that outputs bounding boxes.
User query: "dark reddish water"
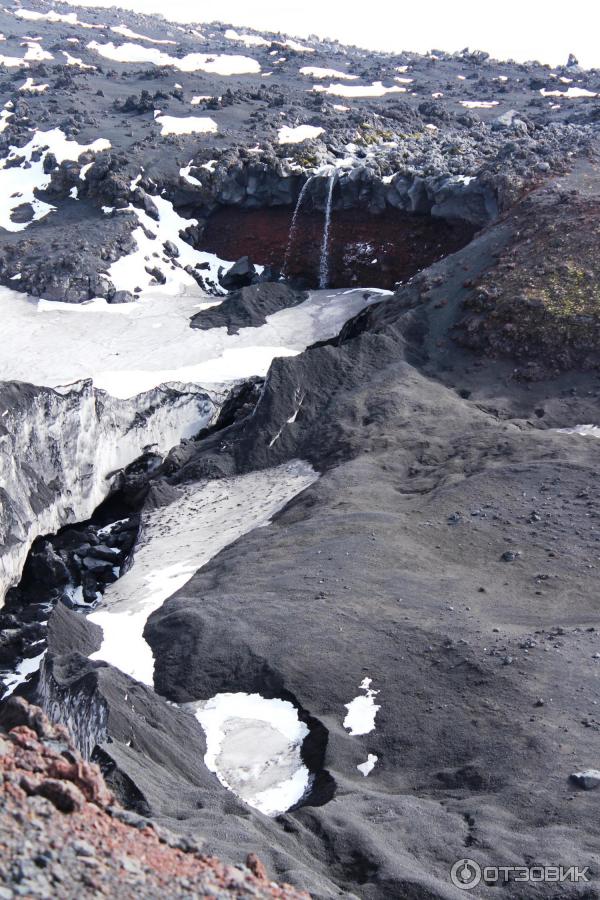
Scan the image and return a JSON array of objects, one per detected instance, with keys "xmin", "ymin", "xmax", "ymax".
[{"xmin": 201, "ymin": 206, "xmax": 476, "ymax": 290}]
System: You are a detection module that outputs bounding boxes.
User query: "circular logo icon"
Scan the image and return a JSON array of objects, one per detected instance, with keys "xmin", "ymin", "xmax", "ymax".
[{"xmin": 450, "ymin": 859, "xmax": 482, "ymax": 890}]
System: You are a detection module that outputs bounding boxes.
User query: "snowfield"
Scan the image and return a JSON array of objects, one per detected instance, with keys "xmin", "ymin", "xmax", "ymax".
[{"xmin": 0, "ymin": 287, "xmax": 387, "ymax": 398}]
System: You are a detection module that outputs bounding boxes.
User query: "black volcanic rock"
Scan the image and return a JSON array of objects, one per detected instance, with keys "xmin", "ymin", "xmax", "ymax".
[{"xmin": 191, "ymin": 282, "xmax": 308, "ymax": 334}]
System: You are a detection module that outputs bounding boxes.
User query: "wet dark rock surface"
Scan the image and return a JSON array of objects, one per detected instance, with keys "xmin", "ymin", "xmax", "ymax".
[{"xmin": 2, "ymin": 2, "xmax": 600, "ymax": 899}]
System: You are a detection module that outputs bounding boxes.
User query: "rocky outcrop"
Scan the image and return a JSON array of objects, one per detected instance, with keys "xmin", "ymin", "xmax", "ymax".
[
  {"xmin": 0, "ymin": 697, "xmax": 309, "ymax": 899},
  {"xmin": 191, "ymin": 283, "xmax": 308, "ymax": 333}
]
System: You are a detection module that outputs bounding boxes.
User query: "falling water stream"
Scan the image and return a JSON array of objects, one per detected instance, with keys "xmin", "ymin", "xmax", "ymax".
[
  {"xmin": 282, "ymin": 175, "xmax": 314, "ymax": 277},
  {"xmin": 319, "ymin": 173, "xmax": 336, "ymax": 289}
]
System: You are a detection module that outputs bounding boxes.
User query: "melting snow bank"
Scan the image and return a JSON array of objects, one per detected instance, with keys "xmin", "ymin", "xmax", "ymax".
[
  {"xmin": 0, "ymin": 287, "xmax": 386, "ymax": 398},
  {"xmin": 193, "ymin": 693, "xmax": 310, "ymax": 816},
  {"xmin": 343, "ymin": 677, "xmax": 381, "ymax": 735},
  {"xmin": 88, "ymin": 461, "xmax": 318, "ymax": 685},
  {"xmin": 0, "ymin": 379, "xmax": 218, "ymax": 605}
]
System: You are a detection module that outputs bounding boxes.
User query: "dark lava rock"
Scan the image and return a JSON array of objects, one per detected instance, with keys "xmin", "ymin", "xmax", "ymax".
[
  {"xmin": 570, "ymin": 770, "xmax": 600, "ymax": 790},
  {"xmin": 219, "ymin": 256, "xmax": 258, "ymax": 290},
  {"xmin": 190, "ymin": 282, "xmax": 308, "ymax": 334}
]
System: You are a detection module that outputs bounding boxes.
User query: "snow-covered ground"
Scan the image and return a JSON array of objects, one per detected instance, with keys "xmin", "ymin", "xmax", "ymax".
[
  {"xmin": 194, "ymin": 693, "xmax": 310, "ymax": 816},
  {"xmin": 88, "ymin": 461, "xmax": 319, "ymax": 685},
  {"xmin": 0, "ymin": 287, "xmax": 388, "ymax": 398}
]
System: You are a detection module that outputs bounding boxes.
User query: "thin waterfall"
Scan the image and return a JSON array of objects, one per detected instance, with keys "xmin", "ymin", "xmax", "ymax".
[
  {"xmin": 282, "ymin": 176, "xmax": 314, "ymax": 277},
  {"xmin": 318, "ymin": 172, "xmax": 336, "ymax": 289}
]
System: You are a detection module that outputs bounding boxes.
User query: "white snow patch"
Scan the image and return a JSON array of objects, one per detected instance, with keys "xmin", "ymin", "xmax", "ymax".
[
  {"xmin": 283, "ymin": 38, "xmax": 314, "ymax": 53},
  {"xmin": 105, "ymin": 194, "xmax": 231, "ymax": 297},
  {"xmin": 343, "ymin": 677, "xmax": 380, "ymax": 736},
  {"xmin": 0, "ymin": 128, "xmax": 110, "ymax": 232},
  {"xmin": 224, "ymin": 28, "xmax": 269, "ymax": 47},
  {"xmin": 191, "ymin": 94, "xmax": 212, "ymax": 105},
  {"xmin": 540, "ymin": 86, "xmax": 597, "ymax": 98},
  {"xmin": 111, "ymin": 24, "xmax": 176, "ymax": 44},
  {"xmin": 395, "ymin": 76, "xmax": 413, "ymax": 84},
  {"xmin": 15, "ymin": 9, "xmax": 100, "ymax": 28},
  {"xmin": 87, "ymin": 41, "xmax": 260, "ymax": 74},
  {"xmin": 557, "ymin": 424, "xmax": 600, "ymax": 438},
  {"xmin": 195, "ymin": 692, "xmax": 310, "ymax": 816},
  {"xmin": 333, "ymin": 104, "xmax": 350, "ymax": 112},
  {"xmin": 62, "ymin": 51, "xmax": 96, "ymax": 69},
  {"xmin": 0, "ymin": 53, "xmax": 28, "ymax": 67},
  {"xmin": 300, "ymin": 66, "xmax": 357, "ymax": 80},
  {"xmin": 19, "ymin": 77, "xmax": 48, "ymax": 93},
  {"xmin": 313, "ymin": 81, "xmax": 406, "ymax": 98},
  {"xmin": 89, "ymin": 461, "xmax": 318, "ymax": 686},
  {"xmin": 357, "ymin": 754, "xmax": 378, "ymax": 776},
  {"xmin": 179, "ymin": 162, "xmax": 202, "ymax": 187},
  {"xmin": 0, "ymin": 107, "xmax": 13, "ymax": 132},
  {"xmin": 278, "ymin": 124, "xmax": 323, "ymax": 144},
  {"xmin": 2, "ymin": 650, "xmax": 46, "ymax": 695},
  {"xmin": 22, "ymin": 41, "xmax": 53, "ymax": 62},
  {"xmin": 155, "ymin": 115, "xmax": 218, "ymax": 136},
  {"xmin": 459, "ymin": 100, "xmax": 499, "ymax": 108}
]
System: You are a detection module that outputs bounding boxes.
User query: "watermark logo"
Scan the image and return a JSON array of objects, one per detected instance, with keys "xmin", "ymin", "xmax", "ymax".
[
  {"xmin": 450, "ymin": 859, "xmax": 590, "ymax": 890},
  {"xmin": 450, "ymin": 859, "xmax": 481, "ymax": 890}
]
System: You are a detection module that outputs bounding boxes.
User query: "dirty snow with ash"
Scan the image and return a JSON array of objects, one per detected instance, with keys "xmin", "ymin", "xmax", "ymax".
[
  {"xmin": 87, "ymin": 40, "xmax": 260, "ymax": 74},
  {"xmin": 0, "ymin": 285, "xmax": 385, "ymax": 399},
  {"xmin": 300, "ymin": 66, "xmax": 357, "ymax": 80},
  {"xmin": 194, "ymin": 692, "xmax": 311, "ymax": 816},
  {"xmin": 0, "ymin": 128, "xmax": 110, "ymax": 231},
  {"xmin": 357, "ymin": 754, "xmax": 378, "ymax": 776},
  {"xmin": 343, "ymin": 677, "xmax": 381, "ymax": 735},
  {"xmin": 278, "ymin": 124, "xmax": 324, "ymax": 143},
  {"xmin": 155, "ymin": 114, "xmax": 218, "ymax": 136},
  {"xmin": 314, "ymin": 81, "xmax": 406, "ymax": 98},
  {"xmin": 88, "ymin": 461, "xmax": 318, "ymax": 685}
]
